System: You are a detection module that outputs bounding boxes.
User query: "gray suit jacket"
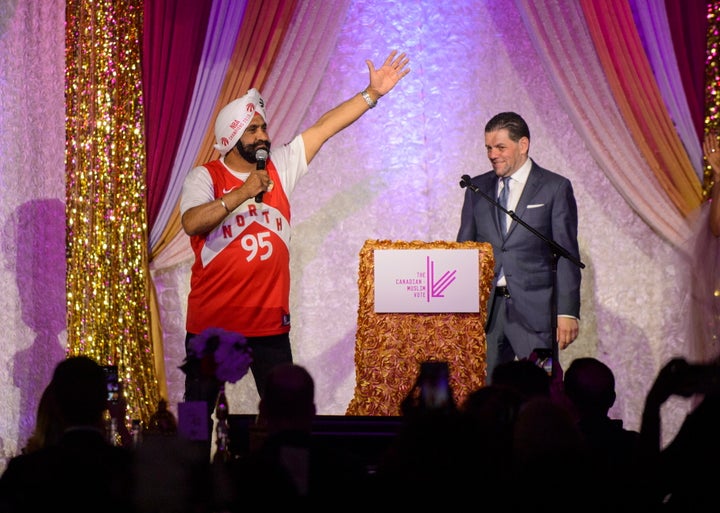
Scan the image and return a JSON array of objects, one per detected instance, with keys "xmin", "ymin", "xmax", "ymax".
[{"xmin": 457, "ymin": 161, "xmax": 581, "ymax": 333}]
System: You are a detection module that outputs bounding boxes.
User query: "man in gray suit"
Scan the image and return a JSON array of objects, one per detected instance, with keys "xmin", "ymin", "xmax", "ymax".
[{"xmin": 457, "ymin": 112, "xmax": 581, "ymax": 382}]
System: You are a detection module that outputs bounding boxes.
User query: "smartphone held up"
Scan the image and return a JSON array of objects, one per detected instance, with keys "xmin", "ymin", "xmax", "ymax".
[
  {"xmin": 418, "ymin": 360, "xmax": 454, "ymax": 411},
  {"xmin": 102, "ymin": 365, "xmax": 120, "ymax": 404},
  {"xmin": 529, "ymin": 348, "xmax": 553, "ymax": 377}
]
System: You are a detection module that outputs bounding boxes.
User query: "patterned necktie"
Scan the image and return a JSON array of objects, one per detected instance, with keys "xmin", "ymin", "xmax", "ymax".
[{"xmin": 498, "ymin": 176, "xmax": 510, "ymax": 234}]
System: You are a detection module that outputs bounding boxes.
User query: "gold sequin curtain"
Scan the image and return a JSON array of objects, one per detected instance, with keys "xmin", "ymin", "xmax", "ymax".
[
  {"xmin": 707, "ymin": 1, "xmax": 720, "ymax": 196},
  {"xmin": 65, "ymin": 0, "xmax": 159, "ymax": 425}
]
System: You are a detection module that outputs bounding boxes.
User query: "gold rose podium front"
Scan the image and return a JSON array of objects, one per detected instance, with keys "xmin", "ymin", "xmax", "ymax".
[{"xmin": 346, "ymin": 240, "xmax": 495, "ymax": 416}]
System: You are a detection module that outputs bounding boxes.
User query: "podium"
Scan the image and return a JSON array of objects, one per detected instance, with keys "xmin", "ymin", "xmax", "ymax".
[{"xmin": 346, "ymin": 240, "xmax": 495, "ymax": 416}]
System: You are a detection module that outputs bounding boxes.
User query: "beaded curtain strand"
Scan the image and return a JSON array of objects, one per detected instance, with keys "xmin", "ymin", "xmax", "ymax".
[
  {"xmin": 65, "ymin": 0, "xmax": 159, "ymax": 425},
  {"xmin": 707, "ymin": 1, "xmax": 720, "ymax": 196}
]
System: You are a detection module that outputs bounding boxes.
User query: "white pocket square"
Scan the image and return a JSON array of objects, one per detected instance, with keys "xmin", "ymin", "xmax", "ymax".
[{"xmin": 527, "ymin": 203, "xmax": 544, "ymax": 209}]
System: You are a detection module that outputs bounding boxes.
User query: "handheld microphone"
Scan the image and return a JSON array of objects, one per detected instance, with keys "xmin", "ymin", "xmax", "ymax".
[{"xmin": 254, "ymin": 149, "xmax": 269, "ymax": 203}]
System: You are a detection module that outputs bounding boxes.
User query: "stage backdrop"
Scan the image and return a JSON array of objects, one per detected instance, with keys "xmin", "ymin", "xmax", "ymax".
[{"xmin": 0, "ymin": 0, "xmax": 713, "ymax": 472}]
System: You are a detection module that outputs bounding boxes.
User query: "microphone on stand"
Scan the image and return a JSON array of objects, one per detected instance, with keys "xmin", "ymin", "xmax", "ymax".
[
  {"xmin": 254, "ymin": 149, "xmax": 269, "ymax": 203},
  {"xmin": 459, "ymin": 175, "xmax": 477, "ymax": 192}
]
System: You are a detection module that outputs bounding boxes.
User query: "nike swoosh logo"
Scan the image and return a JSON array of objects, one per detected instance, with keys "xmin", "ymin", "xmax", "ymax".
[{"xmin": 222, "ymin": 187, "xmax": 236, "ymax": 194}]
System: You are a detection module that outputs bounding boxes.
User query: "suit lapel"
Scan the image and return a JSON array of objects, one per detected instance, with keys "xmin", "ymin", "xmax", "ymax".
[{"xmin": 506, "ymin": 164, "xmax": 542, "ymax": 238}]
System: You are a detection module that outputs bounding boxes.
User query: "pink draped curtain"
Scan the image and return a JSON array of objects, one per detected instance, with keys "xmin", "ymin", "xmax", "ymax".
[
  {"xmin": 580, "ymin": 0, "xmax": 702, "ymax": 218},
  {"xmin": 665, "ymin": 0, "xmax": 708, "ymax": 144},
  {"xmin": 143, "ymin": 0, "xmax": 213, "ymax": 230}
]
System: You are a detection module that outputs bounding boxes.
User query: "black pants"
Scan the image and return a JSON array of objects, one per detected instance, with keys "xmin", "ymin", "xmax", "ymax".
[{"xmin": 183, "ymin": 331, "xmax": 293, "ymax": 408}]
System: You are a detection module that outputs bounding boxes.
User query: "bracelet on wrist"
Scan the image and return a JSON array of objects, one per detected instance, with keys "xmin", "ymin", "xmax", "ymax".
[
  {"xmin": 361, "ymin": 89, "xmax": 377, "ymax": 109},
  {"xmin": 219, "ymin": 197, "xmax": 231, "ymax": 213}
]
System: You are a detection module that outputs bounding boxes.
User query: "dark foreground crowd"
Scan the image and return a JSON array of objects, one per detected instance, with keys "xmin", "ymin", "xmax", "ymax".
[{"xmin": 0, "ymin": 354, "xmax": 718, "ymax": 512}]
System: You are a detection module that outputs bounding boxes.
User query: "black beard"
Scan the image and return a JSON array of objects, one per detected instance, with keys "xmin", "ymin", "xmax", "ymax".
[{"xmin": 235, "ymin": 140, "xmax": 271, "ymax": 163}]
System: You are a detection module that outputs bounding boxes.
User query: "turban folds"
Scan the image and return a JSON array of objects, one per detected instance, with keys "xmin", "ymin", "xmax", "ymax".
[{"xmin": 213, "ymin": 88, "xmax": 267, "ymax": 155}]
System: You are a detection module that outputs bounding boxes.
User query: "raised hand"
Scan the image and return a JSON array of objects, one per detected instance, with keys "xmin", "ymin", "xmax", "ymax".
[{"xmin": 366, "ymin": 50, "xmax": 411, "ymax": 97}]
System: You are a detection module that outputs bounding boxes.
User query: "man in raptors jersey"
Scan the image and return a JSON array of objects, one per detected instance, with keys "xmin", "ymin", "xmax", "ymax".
[{"xmin": 180, "ymin": 50, "xmax": 410, "ymax": 406}]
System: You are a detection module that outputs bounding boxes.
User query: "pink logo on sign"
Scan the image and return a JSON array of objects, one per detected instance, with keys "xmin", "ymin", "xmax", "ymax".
[{"xmin": 427, "ymin": 256, "xmax": 457, "ymax": 302}]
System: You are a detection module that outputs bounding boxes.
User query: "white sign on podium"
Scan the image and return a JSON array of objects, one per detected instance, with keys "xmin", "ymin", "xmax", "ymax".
[{"xmin": 374, "ymin": 249, "xmax": 480, "ymax": 313}]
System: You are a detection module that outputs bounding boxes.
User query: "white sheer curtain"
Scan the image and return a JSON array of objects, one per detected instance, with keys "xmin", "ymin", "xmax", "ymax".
[{"xmin": 0, "ymin": 0, "xmax": 67, "ymax": 466}]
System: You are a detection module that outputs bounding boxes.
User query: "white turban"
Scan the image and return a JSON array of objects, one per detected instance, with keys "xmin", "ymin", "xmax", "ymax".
[{"xmin": 213, "ymin": 88, "xmax": 267, "ymax": 155}]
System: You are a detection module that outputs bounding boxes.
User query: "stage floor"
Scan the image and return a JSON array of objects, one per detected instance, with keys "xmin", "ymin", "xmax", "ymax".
[{"xmin": 228, "ymin": 414, "xmax": 404, "ymax": 470}]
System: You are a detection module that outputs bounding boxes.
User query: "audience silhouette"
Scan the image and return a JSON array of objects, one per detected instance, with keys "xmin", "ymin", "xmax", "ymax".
[
  {"xmin": 132, "ymin": 427, "xmax": 212, "ymax": 513},
  {"xmin": 491, "ymin": 358, "xmax": 551, "ymax": 400},
  {"xmin": 509, "ymin": 395, "xmax": 596, "ymax": 513},
  {"xmin": 371, "ymin": 361, "xmax": 485, "ymax": 508},
  {"xmin": 21, "ymin": 381, "xmax": 64, "ymax": 454},
  {"xmin": 639, "ymin": 357, "xmax": 720, "ymax": 512},
  {"xmin": 563, "ymin": 357, "xmax": 643, "ymax": 512},
  {"xmin": 5, "ymin": 354, "xmax": 720, "ymax": 512},
  {"xmin": 0, "ymin": 356, "xmax": 136, "ymax": 512},
  {"xmin": 218, "ymin": 363, "xmax": 368, "ymax": 509},
  {"xmin": 458, "ymin": 384, "xmax": 523, "ymax": 509}
]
